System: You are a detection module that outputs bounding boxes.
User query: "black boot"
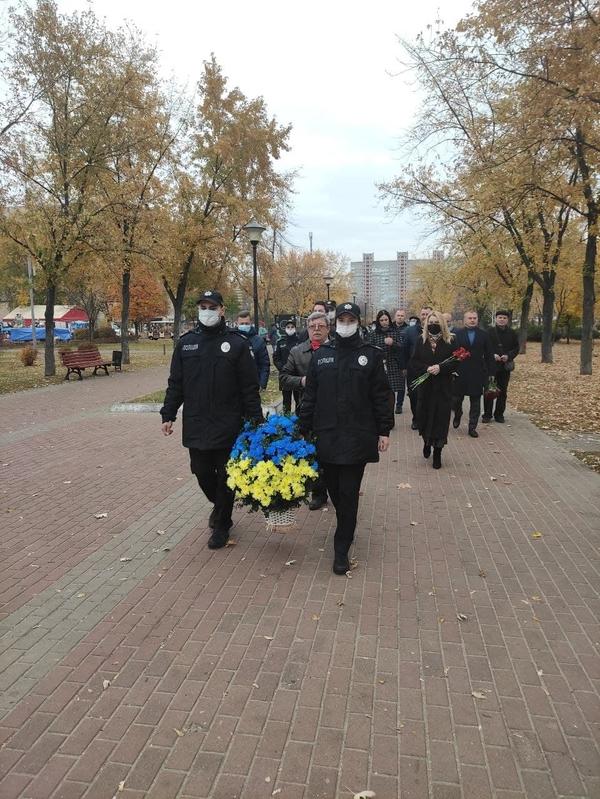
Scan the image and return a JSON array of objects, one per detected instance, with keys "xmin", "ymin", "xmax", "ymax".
[
  {"xmin": 208, "ymin": 528, "xmax": 230, "ymax": 549},
  {"xmin": 423, "ymin": 443, "xmax": 431, "ymax": 459},
  {"xmin": 333, "ymin": 553, "xmax": 350, "ymax": 575},
  {"xmin": 432, "ymin": 447, "xmax": 442, "ymax": 469}
]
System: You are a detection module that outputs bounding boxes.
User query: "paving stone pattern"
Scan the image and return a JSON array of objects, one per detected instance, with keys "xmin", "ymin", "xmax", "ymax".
[{"xmin": 0, "ymin": 369, "xmax": 599, "ymax": 798}]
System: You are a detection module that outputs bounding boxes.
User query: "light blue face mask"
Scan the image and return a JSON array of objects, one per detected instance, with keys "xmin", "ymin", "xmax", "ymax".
[{"xmin": 238, "ymin": 324, "xmax": 252, "ymax": 333}]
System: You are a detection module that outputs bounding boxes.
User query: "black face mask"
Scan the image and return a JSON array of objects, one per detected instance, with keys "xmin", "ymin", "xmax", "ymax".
[{"xmin": 428, "ymin": 324, "xmax": 441, "ymax": 335}]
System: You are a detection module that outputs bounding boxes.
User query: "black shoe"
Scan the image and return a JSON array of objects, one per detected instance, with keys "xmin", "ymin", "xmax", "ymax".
[
  {"xmin": 432, "ymin": 448, "xmax": 442, "ymax": 469},
  {"xmin": 411, "ymin": 421, "xmax": 419, "ymax": 430},
  {"xmin": 333, "ymin": 554, "xmax": 350, "ymax": 575},
  {"xmin": 208, "ymin": 529, "xmax": 230, "ymax": 549},
  {"xmin": 481, "ymin": 416, "xmax": 492, "ymax": 424},
  {"xmin": 423, "ymin": 444, "xmax": 431, "ymax": 459},
  {"xmin": 468, "ymin": 429, "xmax": 479, "ymax": 438},
  {"xmin": 494, "ymin": 415, "xmax": 505, "ymax": 423},
  {"xmin": 309, "ymin": 496, "xmax": 327, "ymax": 511},
  {"xmin": 453, "ymin": 415, "xmax": 462, "ymax": 429}
]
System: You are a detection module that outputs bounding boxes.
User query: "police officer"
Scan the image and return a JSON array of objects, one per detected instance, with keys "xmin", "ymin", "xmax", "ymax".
[
  {"xmin": 299, "ymin": 302, "xmax": 393, "ymax": 574},
  {"xmin": 273, "ymin": 318, "xmax": 300, "ymax": 412},
  {"xmin": 160, "ymin": 290, "xmax": 263, "ymax": 549}
]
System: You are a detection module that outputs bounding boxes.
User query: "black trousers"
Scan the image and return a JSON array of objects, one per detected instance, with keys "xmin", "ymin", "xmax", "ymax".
[
  {"xmin": 189, "ymin": 448, "xmax": 234, "ymax": 531},
  {"xmin": 311, "ymin": 469, "xmax": 328, "ymax": 502},
  {"xmin": 282, "ymin": 388, "xmax": 302, "ymax": 414},
  {"xmin": 452, "ymin": 394, "xmax": 481, "ymax": 430},
  {"xmin": 322, "ymin": 463, "xmax": 366, "ymax": 556},
  {"xmin": 483, "ymin": 369, "xmax": 510, "ymax": 418}
]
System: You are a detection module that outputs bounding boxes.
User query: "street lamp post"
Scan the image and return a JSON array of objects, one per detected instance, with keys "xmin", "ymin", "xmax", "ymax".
[
  {"xmin": 324, "ymin": 275, "xmax": 333, "ymax": 302},
  {"xmin": 243, "ymin": 219, "xmax": 266, "ymax": 332}
]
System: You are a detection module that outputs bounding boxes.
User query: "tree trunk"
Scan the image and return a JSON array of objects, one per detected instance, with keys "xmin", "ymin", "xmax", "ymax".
[
  {"xmin": 518, "ymin": 276, "xmax": 533, "ymax": 355},
  {"xmin": 540, "ymin": 274, "xmax": 555, "ymax": 364},
  {"xmin": 44, "ymin": 280, "xmax": 56, "ymax": 377},
  {"xmin": 164, "ymin": 252, "xmax": 194, "ymax": 346},
  {"xmin": 121, "ymin": 267, "xmax": 131, "ymax": 365},
  {"xmin": 580, "ymin": 232, "xmax": 596, "ymax": 375}
]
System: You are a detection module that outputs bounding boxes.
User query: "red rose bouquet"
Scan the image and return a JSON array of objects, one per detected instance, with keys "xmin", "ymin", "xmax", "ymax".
[{"xmin": 410, "ymin": 346, "xmax": 471, "ymax": 390}]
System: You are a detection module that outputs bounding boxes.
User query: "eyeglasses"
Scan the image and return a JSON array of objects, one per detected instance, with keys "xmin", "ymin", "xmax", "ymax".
[{"xmin": 308, "ymin": 324, "xmax": 328, "ymax": 330}]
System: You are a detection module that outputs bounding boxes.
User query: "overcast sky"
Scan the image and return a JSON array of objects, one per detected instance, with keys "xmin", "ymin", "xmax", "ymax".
[{"xmin": 57, "ymin": 0, "xmax": 474, "ymax": 261}]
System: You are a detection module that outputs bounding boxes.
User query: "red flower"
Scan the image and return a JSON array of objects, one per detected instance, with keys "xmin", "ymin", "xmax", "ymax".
[{"xmin": 452, "ymin": 347, "xmax": 471, "ymax": 361}]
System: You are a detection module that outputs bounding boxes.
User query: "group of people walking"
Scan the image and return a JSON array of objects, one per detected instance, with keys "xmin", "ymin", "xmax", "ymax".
[{"xmin": 160, "ymin": 290, "xmax": 518, "ymax": 574}]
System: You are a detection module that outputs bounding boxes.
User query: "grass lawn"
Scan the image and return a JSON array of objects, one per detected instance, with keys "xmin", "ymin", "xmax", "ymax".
[
  {"xmin": 509, "ymin": 340, "xmax": 600, "ymax": 433},
  {"xmin": 0, "ymin": 339, "xmax": 171, "ymax": 396}
]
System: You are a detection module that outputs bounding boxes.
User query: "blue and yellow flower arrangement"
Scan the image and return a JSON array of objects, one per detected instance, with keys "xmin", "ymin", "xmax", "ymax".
[{"xmin": 226, "ymin": 414, "xmax": 318, "ymax": 513}]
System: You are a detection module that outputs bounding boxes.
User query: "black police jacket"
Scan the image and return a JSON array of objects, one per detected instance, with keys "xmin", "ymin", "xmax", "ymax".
[
  {"xmin": 298, "ymin": 333, "xmax": 393, "ymax": 465},
  {"xmin": 160, "ymin": 320, "xmax": 263, "ymax": 450}
]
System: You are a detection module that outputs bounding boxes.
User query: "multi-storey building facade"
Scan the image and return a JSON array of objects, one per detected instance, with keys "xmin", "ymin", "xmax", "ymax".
[{"xmin": 350, "ymin": 251, "xmax": 411, "ymax": 317}]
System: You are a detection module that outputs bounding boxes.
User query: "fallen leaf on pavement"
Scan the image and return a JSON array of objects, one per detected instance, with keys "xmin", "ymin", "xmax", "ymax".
[
  {"xmin": 397, "ymin": 483, "xmax": 411, "ymax": 489},
  {"xmin": 285, "ymin": 560, "xmax": 296, "ymax": 566},
  {"xmin": 94, "ymin": 512, "xmax": 108, "ymax": 519},
  {"xmin": 102, "ymin": 679, "xmax": 110, "ymax": 690},
  {"xmin": 225, "ymin": 539, "xmax": 237, "ymax": 546},
  {"xmin": 312, "ymin": 614, "xmax": 320, "ymax": 621},
  {"xmin": 174, "ymin": 728, "xmax": 184, "ymax": 737},
  {"xmin": 457, "ymin": 613, "xmax": 468, "ymax": 622},
  {"xmin": 531, "ymin": 531, "xmax": 543, "ymax": 539},
  {"xmin": 119, "ymin": 557, "xmax": 132, "ymax": 562},
  {"xmin": 472, "ymin": 691, "xmax": 487, "ymax": 700},
  {"xmin": 353, "ymin": 792, "xmax": 376, "ymax": 799}
]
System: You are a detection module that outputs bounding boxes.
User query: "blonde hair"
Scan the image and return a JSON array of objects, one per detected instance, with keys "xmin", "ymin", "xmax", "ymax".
[{"xmin": 422, "ymin": 310, "xmax": 454, "ymax": 344}]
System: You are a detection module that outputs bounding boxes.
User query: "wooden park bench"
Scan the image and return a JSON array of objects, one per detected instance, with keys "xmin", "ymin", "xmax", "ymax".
[{"xmin": 59, "ymin": 346, "xmax": 113, "ymax": 381}]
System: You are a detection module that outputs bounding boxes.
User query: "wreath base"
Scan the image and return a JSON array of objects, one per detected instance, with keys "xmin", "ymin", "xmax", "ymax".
[{"xmin": 264, "ymin": 507, "xmax": 297, "ymax": 531}]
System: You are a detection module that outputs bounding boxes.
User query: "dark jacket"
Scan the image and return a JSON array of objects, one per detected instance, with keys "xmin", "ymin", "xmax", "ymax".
[
  {"xmin": 160, "ymin": 320, "xmax": 263, "ymax": 450},
  {"xmin": 298, "ymin": 333, "xmax": 393, "ymax": 465},
  {"xmin": 452, "ymin": 326, "xmax": 495, "ymax": 397},
  {"xmin": 410, "ymin": 336, "xmax": 455, "ymax": 445},
  {"xmin": 278, "ymin": 339, "xmax": 315, "ymax": 392},
  {"xmin": 488, "ymin": 325, "xmax": 519, "ymax": 371},
  {"xmin": 237, "ymin": 326, "xmax": 270, "ymax": 388},
  {"xmin": 273, "ymin": 332, "xmax": 299, "ymax": 371},
  {"xmin": 368, "ymin": 324, "xmax": 408, "ymax": 389}
]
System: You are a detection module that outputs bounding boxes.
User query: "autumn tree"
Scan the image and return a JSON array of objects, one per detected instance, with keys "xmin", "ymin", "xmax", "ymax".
[
  {"xmin": 379, "ymin": 26, "xmax": 577, "ymax": 363},
  {"xmin": 449, "ymin": 0, "xmax": 600, "ymax": 371},
  {"xmin": 0, "ymin": 1, "xmax": 158, "ymax": 375},
  {"xmin": 159, "ymin": 57, "xmax": 293, "ymax": 344}
]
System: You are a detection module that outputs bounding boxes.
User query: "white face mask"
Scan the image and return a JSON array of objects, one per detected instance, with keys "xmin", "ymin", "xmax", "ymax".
[
  {"xmin": 285, "ymin": 327, "xmax": 296, "ymax": 336},
  {"xmin": 198, "ymin": 308, "xmax": 221, "ymax": 327},
  {"xmin": 336, "ymin": 321, "xmax": 358, "ymax": 338}
]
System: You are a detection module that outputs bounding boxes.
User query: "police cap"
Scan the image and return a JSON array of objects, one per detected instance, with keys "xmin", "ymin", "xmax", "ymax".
[
  {"xmin": 196, "ymin": 290, "xmax": 224, "ymax": 306},
  {"xmin": 335, "ymin": 302, "xmax": 361, "ymax": 320}
]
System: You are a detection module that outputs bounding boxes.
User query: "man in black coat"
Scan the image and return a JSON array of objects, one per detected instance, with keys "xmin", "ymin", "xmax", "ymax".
[
  {"xmin": 160, "ymin": 290, "xmax": 263, "ymax": 549},
  {"xmin": 451, "ymin": 310, "xmax": 496, "ymax": 437},
  {"xmin": 404, "ymin": 306, "xmax": 432, "ymax": 429},
  {"xmin": 235, "ymin": 310, "xmax": 271, "ymax": 390},
  {"xmin": 482, "ymin": 310, "xmax": 520, "ymax": 423},
  {"xmin": 273, "ymin": 319, "xmax": 300, "ymax": 412},
  {"xmin": 299, "ymin": 302, "xmax": 393, "ymax": 575}
]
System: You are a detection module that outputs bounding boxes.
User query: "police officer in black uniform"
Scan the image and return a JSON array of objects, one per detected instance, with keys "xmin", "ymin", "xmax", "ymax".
[
  {"xmin": 160, "ymin": 290, "xmax": 263, "ymax": 549},
  {"xmin": 299, "ymin": 302, "xmax": 393, "ymax": 574}
]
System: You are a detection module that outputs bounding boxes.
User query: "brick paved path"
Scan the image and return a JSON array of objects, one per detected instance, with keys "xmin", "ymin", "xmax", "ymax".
[{"xmin": 0, "ymin": 371, "xmax": 599, "ymax": 799}]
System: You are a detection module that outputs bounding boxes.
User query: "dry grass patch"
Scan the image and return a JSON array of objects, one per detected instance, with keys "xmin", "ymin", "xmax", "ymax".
[{"xmin": 509, "ymin": 341, "xmax": 600, "ymax": 433}]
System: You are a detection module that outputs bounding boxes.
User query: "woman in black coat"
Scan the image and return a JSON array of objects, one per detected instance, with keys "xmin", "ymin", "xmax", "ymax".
[
  {"xmin": 409, "ymin": 310, "xmax": 456, "ymax": 469},
  {"xmin": 368, "ymin": 309, "xmax": 407, "ymax": 411}
]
